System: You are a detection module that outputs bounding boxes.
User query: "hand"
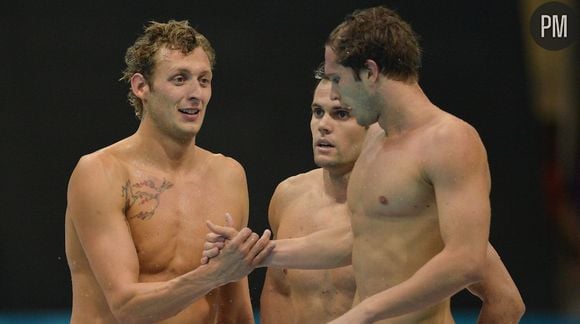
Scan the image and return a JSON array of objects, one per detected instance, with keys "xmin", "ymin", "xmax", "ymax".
[
  {"xmin": 201, "ymin": 213, "xmax": 275, "ymax": 268},
  {"xmin": 200, "ymin": 213, "xmax": 234, "ymax": 264}
]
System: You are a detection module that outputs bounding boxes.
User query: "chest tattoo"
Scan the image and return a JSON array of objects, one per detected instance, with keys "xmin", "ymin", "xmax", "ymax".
[{"xmin": 122, "ymin": 179, "xmax": 174, "ymax": 220}]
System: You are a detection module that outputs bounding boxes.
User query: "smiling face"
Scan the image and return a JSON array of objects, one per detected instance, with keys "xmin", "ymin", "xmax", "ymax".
[
  {"xmin": 137, "ymin": 46, "xmax": 213, "ymax": 141},
  {"xmin": 310, "ymin": 80, "xmax": 367, "ymax": 173},
  {"xmin": 323, "ymin": 46, "xmax": 379, "ymax": 128}
]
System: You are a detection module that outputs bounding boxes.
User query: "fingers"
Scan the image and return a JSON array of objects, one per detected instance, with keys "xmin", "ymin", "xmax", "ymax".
[
  {"xmin": 253, "ymin": 240, "xmax": 276, "ymax": 267},
  {"xmin": 205, "ymin": 232, "xmax": 226, "ymax": 244},
  {"xmin": 228, "ymin": 227, "xmax": 252, "ymax": 247},
  {"xmin": 206, "ymin": 220, "xmax": 238, "ymax": 240},
  {"xmin": 202, "ymin": 247, "xmax": 221, "ymax": 262},
  {"xmin": 238, "ymin": 231, "xmax": 260, "ymax": 253},
  {"xmin": 204, "ymin": 241, "xmax": 225, "ymax": 251},
  {"xmin": 247, "ymin": 229, "xmax": 271, "ymax": 260}
]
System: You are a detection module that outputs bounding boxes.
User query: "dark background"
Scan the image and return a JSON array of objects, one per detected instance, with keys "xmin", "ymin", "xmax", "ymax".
[{"xmin": 0, "ymin": 0, "xmax": 576, "ymax": 317}]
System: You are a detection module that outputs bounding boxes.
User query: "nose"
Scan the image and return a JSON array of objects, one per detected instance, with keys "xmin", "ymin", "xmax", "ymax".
[
  {"xmin": 187, "ymin": 81, "xmax": 202, "ymax": 105},
  {"xmin": 318, "ymin": 113, "xmax": 332, "ymax": 135}
]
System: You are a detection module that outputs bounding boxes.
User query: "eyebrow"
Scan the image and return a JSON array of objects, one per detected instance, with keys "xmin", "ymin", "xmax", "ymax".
[
  {"xmin": 171, "ymin": 67, "xmax": 212, "ymax": 76},
  {"xmin": 310, "ymin": 103, "xmax": 350, "ymax": 111}
]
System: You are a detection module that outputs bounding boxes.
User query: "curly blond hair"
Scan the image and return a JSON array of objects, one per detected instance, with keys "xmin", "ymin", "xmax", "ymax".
[{"xmin": 120, "ymin": 20, "xmax": 215, "ymax": 119}]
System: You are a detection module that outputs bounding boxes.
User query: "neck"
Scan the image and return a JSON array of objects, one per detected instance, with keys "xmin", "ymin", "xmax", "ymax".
[
  {"xmin": 376, "ymin": 79, "xmax": 436, "ymax": 136},
  {"xmin": 134, "ymin": 120, "xmax": 199, "ymax": 172},
  {"xmin": 322, "ymin": 166, "xmax": 351, "ymax": 203}
]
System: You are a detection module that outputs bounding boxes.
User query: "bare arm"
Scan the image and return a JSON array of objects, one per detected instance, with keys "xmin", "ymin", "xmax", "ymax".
[
  {"xmin": 331, "ymin": 122, "xmax": 491, "ymax": 323},
  {"xmin": 467, "ymin": 243, "xmax": 525, "ymax": 323},
  {"xmin": 203, "ymin": 179, "xmax": 352, "ymax": 269},
  {"xmin": 260, "ymin": 225, "xmax": 352, "ymax": 268},
  {"xmin": 68, "ymin": 155, "xmax": 267, "ymax": 323},
  {"xmin": 204, "ymin": 221, "xmax": 352, "ymax": 269}
]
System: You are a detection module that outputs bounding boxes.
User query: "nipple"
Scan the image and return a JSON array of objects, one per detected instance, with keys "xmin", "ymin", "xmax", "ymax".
[{"xmin": 379, "ymin": 195, "xmax": 388, "ymax": 204}]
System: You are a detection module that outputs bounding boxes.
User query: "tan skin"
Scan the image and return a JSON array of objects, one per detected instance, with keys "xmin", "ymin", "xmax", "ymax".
[
  {"xmin": 323, "ymin": 47, "xmax": 497, "ymax": 323},
  {"xmin": 65, "ymin": 46, "xmax": 272, "ymax": 323},
  {"xmin": 260, "ymin": 82, "xmax": 361, "ymax": 324},
  {"xmin": 207, "ymin": 81, "xmax": 524, "ymax": 323}
]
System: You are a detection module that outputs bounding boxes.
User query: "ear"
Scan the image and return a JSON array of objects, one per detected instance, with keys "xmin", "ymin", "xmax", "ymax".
[
  {"xmin": 363, "ymin": 59, "xmax": 380, "ymax": 83},
  {"xmin": 130, "ymin": 73, "xmax": 149, "ymax": 100}
]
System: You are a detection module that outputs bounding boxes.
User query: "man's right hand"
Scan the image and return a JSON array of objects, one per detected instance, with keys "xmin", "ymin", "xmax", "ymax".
[{"xmin": 201, "ymin": 213, "xmax": 274, "ymax": 280}]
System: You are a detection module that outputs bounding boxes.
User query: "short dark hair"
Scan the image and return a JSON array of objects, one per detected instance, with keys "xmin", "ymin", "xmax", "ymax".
[{"xmin": 326, "ymin": 6, "xmax": 421, "ymax": 82}]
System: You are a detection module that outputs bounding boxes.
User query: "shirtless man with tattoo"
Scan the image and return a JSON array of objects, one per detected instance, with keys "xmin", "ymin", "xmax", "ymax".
[{"xmin": 65, "ymin": 20, "xmax": 272, "ymax": 323}]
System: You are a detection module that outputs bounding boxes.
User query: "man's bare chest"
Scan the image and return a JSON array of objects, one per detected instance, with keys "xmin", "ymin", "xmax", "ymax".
[
  {"xmin": 121, "ymin": 173, "xmax": 242, "ymax": 275},
  {"xmin": 348, "ymin": 139, "xmax": 435, "ymax": 219}
]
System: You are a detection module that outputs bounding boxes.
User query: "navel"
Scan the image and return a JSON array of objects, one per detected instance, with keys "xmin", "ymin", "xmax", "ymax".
[{"xmin": 379, "ymin": 195, "xmax": 389, "ymax": 204}]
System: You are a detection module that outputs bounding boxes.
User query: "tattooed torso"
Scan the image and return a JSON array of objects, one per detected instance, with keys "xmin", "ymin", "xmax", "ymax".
[
  {"xmin": 121, "ymin": 157, "xmax": 246, "ymax": 281},
  {"xmin": 65, "ymin": 143, "xmax": 248, "ymax": 323}
]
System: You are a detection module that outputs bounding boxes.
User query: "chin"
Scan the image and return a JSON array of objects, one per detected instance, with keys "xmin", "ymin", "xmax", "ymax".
[{"xmin": 314, "ymin": 158, "xmax": 337, "ymax": 168}]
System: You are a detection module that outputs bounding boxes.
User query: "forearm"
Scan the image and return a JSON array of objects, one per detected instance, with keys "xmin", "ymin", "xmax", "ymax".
[
  {"xmin": 350, "ymin": 250, "xmax": 484, "ymax": 322},
  {"xmin": 261, "ymin": 225, "xmax": 352, "ymax": 269},
  {"xmin": 468, "ymin": 244, "xmax": 525, "ymax": 323},
  {"xmin": 110, "ymin": 264, "xmax": 224, "ymax": 323}
]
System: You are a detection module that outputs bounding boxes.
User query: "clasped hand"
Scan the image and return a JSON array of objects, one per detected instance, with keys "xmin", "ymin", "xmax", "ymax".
[{"xmin": 201, "ymin": 213, "xmax": 274, "ymax": 273}]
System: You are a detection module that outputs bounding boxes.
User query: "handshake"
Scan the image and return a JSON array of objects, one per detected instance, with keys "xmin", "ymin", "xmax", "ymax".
[{"xmin": 199, "ymin": 213, "xmax": 275, "ymax": 283}]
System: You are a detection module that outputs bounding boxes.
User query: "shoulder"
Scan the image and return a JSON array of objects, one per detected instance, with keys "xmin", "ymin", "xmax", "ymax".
[
  {"xmin": 70, "ymin": 147, "xmax": 125, "ymax": 186},
  {"xmin": 268, "ymin": 168, "xmax": 321, "ymax": 231},
  {"xmin": 203, "ymin": 149, "xmax": 247, "ymax": 179},
  {"xmin": 273, "ymin": 169, "xmax": 321, "ymax": 202},
  {"xmin": 425, "ymin": 114, "xmax": 487, "ymax": 160},
  {"xmin": 67, "ymin": 148, "xmax": 128, "ymax": 220},
  {"xmin": 430, "ymin": 114, "xmax": 482, "ymax": 144},
  {"xmin": 71, "ymin": 137, "xmax": 136, "ymax": 178},
  {"xmin": 422, "ymin": 113, "xmax": 489, "ymax": 183}
]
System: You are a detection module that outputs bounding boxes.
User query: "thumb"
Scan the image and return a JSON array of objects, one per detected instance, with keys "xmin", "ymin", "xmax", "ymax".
[{"xmin": 206, "ymin": 220, "xmax": 237, "ymax": 240}]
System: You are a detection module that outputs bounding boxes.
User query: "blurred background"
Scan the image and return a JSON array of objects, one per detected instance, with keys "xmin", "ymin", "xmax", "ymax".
[{"xmin": 0, "ymin": 0, "xmax": 578, "ymax": 322}]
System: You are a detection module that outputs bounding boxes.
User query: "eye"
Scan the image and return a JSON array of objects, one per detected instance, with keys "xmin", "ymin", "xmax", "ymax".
[
  {"xmin": 334, "ymin": 110, "xmax": 350, "ymax": 120},
  {"xmin": 172, "ymin": 74, "xmax": 186, "ymax": 85},
  {"xmin": 312, "ymin": 107, "xmax": 324, "ymax": 118},
  {"xmin": 331, "ymin": 76, "xmax": 340, "ymax": 84},
  {"xmin": 199, "ymin": 76, "xmax": 212, "ymax": 87}
]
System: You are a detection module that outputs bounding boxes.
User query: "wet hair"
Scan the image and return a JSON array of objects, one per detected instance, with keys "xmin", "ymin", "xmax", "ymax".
[
  {"xmin": 326, "ymin": 6, "xmax": 421, "ymax": 82},
  {"xmin": 314, "ymin": 62, "xmax": 327, "ymax": 81},
  {"xmin": 120, "ymin": 20, "xmax": 216, "ymax": 119}
]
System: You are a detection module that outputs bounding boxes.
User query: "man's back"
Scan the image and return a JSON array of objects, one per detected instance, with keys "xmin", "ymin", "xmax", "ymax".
[
  {"xmin": 261, "ymin": 169, "xmax": 356, "ymax": 324},
  {"xmin": 66, "ymin": 136, "xmax": 250, "ymax": 323}
]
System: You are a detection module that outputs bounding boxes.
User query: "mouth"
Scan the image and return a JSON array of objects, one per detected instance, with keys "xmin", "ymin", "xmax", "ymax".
[
  {"xmin": 178, "ymin": 108, "xmax": 200, "ymax": 116},
  {"xmin": 316, "ymin": 139, "xmax": 335, "ymax": 148}
]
